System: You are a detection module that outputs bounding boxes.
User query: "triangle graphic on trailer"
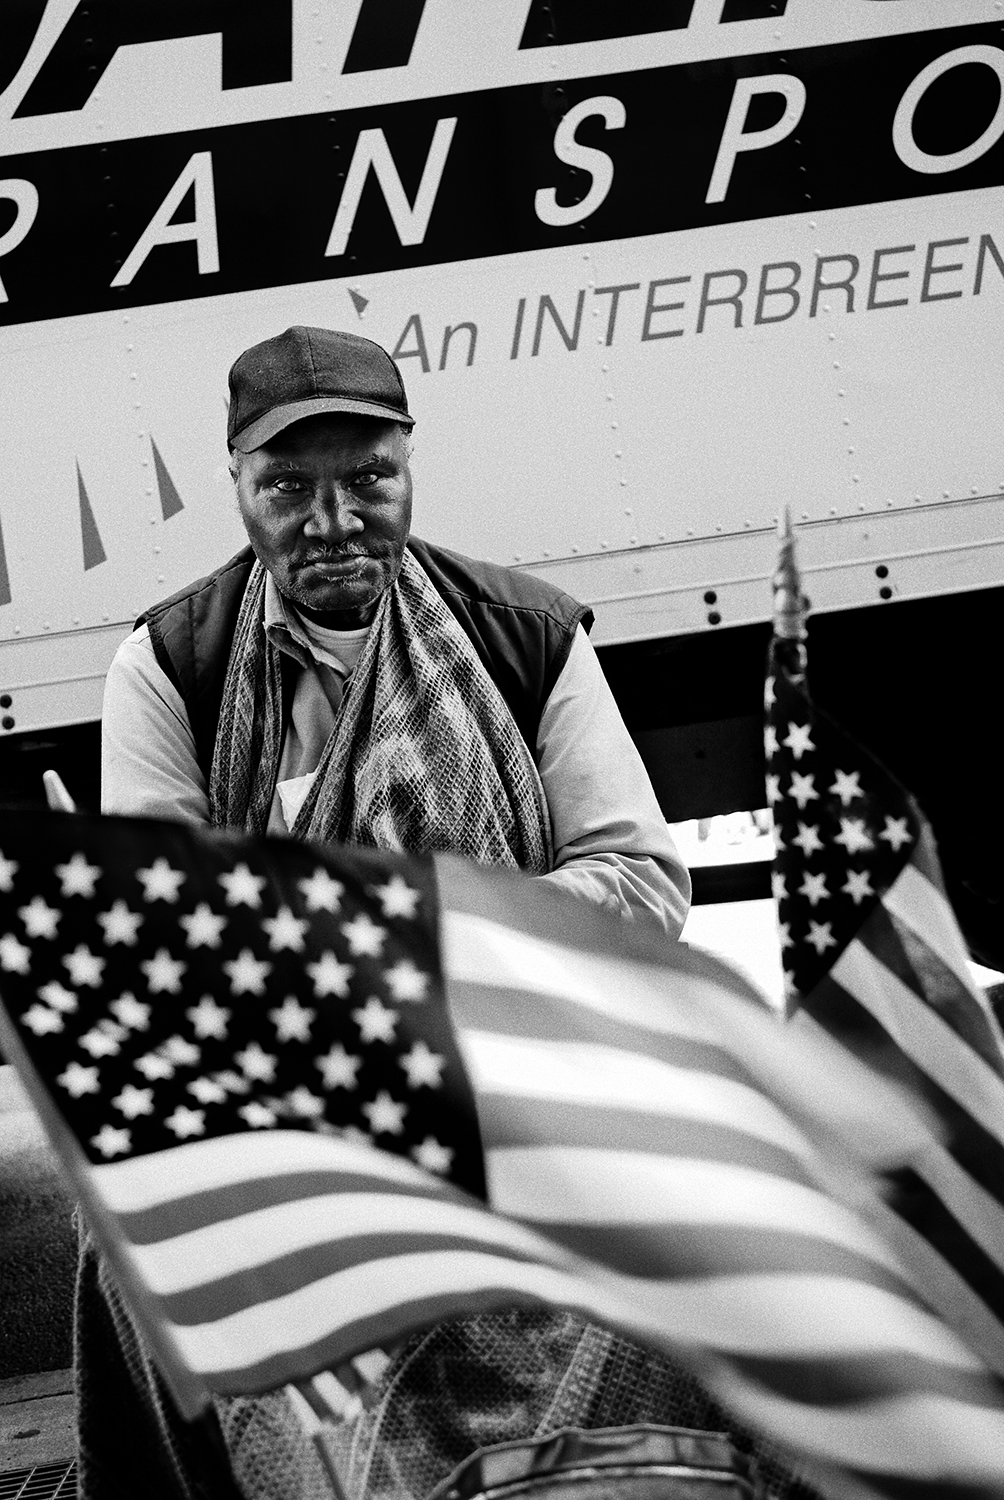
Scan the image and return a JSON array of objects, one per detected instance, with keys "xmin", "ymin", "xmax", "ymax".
[
  {"xmin": 77, "ymin": 464, "xmax": 107, "ymax": 570},
  {"xmin": 151, "ymin": 439, "xmax": 184, "ymax": 521},
  {"xmin": 0, "ymin": 508, "xmax": 11, "ymax": 606}
]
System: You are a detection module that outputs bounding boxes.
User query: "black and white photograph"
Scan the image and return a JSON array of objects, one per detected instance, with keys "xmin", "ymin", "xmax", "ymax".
[{"xmin": 2, "ymin": 4, "xmax": 1004, "ymax": 1498}]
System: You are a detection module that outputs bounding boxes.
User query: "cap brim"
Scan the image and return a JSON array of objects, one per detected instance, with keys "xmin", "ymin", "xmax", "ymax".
[{"xmin": 231, "ymin": 395, "xmax": 414, "ymax": 452}]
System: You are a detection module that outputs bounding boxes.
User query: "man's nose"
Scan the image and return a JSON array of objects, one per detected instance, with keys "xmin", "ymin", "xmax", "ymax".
[{"xmin": 302, "ymin": 484, "xmax": 364, "ymax": 542}]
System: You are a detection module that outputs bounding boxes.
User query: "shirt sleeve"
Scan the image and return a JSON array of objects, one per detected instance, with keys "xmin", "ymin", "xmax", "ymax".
[
  {"xmin": 101, "ymin": 625, "xmax": 211, "ymax": 824},
  {"xmin": 534, "ymin": 625, "xmax": 691, "ymax": 938}
]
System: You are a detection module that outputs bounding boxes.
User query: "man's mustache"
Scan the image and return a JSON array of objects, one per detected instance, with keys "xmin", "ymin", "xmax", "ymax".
[{"xmin": 299, "ymin": 544, "xmax": 373, "ymax": 563}]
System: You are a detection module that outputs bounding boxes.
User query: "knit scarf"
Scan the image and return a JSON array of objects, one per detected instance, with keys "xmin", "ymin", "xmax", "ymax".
[{"xmin": 208, "ymin": 551, "xmax": 553, "ymax": 873}]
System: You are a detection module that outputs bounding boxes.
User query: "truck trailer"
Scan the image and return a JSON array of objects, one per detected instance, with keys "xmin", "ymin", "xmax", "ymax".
[{"xmin": 1, "ymin": 0, "xmax": 1001, "ymax": 963}]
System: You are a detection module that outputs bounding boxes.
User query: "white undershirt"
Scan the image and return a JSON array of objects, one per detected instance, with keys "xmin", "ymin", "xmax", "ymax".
[{"xmin": 267, "ymin": 607, "xmax": 371, "ymax": 833}]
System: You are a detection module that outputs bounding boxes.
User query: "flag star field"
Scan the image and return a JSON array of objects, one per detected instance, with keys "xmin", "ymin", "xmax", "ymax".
[
  {"xmin": 0, "ymin": 817, "xmax": 483, "ymax": 1196},
  {"xmin": 766, "ymin": 640, "xmax": 918, "ymax": 1002}
]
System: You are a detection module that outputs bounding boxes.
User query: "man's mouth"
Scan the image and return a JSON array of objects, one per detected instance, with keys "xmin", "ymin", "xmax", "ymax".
[{"xmin": 299, "ymin": 551, "xmax": 371, "ymax": 571}]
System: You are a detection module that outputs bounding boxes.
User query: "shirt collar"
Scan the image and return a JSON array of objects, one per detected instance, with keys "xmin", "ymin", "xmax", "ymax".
[{"xmin": 262, "ymin": 571, "xmax": 326, "ymax": 672}]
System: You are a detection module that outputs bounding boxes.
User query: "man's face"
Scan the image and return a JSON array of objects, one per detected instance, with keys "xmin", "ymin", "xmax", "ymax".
[{"xmin": 234, "ymin": 413, "xmax": 413, "ymax": 627}]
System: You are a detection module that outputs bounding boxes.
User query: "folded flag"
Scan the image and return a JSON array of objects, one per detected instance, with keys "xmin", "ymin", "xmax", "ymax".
[
  {"xmin": 767, "ymin": 517, "xmax": 1004, "ymax": 1377},
  {"xmin": 2, "ymin": 809, "xmax": 1004, "ymax": 1499}
]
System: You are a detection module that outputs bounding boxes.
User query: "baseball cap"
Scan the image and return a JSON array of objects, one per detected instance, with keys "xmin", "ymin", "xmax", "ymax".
[{"xmin": 227, "ymin": 325, "xmax": 414, "ymax": 452}]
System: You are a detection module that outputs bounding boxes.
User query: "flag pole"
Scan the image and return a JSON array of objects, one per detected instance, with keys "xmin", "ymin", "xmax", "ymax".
[{"xmin": 771, "ymin": 507, "xmax": 808, "ymax": 654}]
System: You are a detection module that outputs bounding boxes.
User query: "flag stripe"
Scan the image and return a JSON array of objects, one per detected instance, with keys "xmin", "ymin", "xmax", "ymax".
[
  {"xmin": 93, "ymin": 1129, "xmax": 439, "ymax": 1212},
  {"xmin": 881, "ymin": 907, "xmax": 1004, "ymax": 1082},
  {"xmin": 453, "ymin": 976, "xmax": 755, "ymax": 1070},
  {"xmin": 864, "ymin": 1189, "xmax": 1004, "ymax": 1377},
  {"xmin": 172, "ymin": 1272, "xmax": 598, "ymax": 1395},
  {"xmin": 578, "ymin": 1271, "xmax": 982, "ymax": 1366},
  {"xmin": 444, "ymin": 911, "xmax": 756, "ymax": 1049},
  {"xmin": 463, "ymin": 1028, "xmax": 815, "ymax": 1165},
  {"xmin": 486, "ymin": 1147, "xmax": 905, "ymax": 1274},
  {"xmin": 157, "ymin": 1229, "xmax": 557, "ymax": 1326},
  {"xmin": 528, "ymin": 1220, "xmax": 922, "ymax": 1292},
  {"xmin": 832, "ymin": 937, "xmax": 1004, "ymax": 1147},
  {"xmin": 861, "ymin": 870, "xmax": 1004, "ymax": 1079},
  {"xmin": 448, "ymin": 925, "xmax": 919, "ymax": 1171},
  {"xmin": 437, "ymin": 856, "xmax": 762, "ymax": 1002},
  {"xmin": 883, "ymin": 1168, "xmax": 1004, "ymax": 1318},
  {"xmin": 885, "ymin": 858, "xmax": 994, "ymax": 1013},
  {"xmin": 800, "ymin": 976, "xmax": 1004, "ymax": 1226},
  {"xmin": 711, "ymin": 1375, "xmax": 1004, "ymax": 1485},
  {"xmin": 727, "ymin": 1350, "xmax": 1004, "ymax": 1411},
  {"xmin": 128, "ymin": 1188, "xmax": 568, "ymax": 1297},
  {"xmin": 165, "ymin": 1247, "xmax": 630, "ymax": 1380},
  {"xmin": 476, "ymin": 1094, "xmax": 816, "ymax": 1187},
  {"xmin": 116, "ymin": 1169, "xmax": 455, "ymax": 1245}
]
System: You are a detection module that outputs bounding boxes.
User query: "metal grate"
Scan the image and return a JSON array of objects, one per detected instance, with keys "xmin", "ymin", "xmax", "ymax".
[{"xmin": 0, "ymin": 1462, "xmax": 76, "ymax": 1500}]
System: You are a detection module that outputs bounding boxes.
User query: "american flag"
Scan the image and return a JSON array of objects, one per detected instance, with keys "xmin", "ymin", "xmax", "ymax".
[
  {"xmin": 3, "ymin": 810, "xmax": 1004, "ymax": 1498},
  {"xmin": 767, "ymin": 523, "xmax": 1004, "ymax": 1380}
]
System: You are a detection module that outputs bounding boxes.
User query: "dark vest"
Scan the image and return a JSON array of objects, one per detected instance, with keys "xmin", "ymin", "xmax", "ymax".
[{"xmin": 139, "ymin": 538, "xmax": 593, "ymax": 781}]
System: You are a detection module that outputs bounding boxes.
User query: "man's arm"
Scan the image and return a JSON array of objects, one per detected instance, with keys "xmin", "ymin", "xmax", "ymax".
[
  {"xmin": 535, "ymin": 625, "xmax": 691, "ymax": 938},
  {"xmin": 101, "ymin": 626, "xmax": 211, "ymax": 823}
]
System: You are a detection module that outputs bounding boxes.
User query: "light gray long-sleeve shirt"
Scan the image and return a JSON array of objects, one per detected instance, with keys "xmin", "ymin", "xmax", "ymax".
[{"xmin": 101, "ymin": 579, "xmax": 690, "ymax": 937}]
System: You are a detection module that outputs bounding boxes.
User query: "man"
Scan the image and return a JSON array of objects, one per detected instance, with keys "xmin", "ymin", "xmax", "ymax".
[
  {"xmin": 102, "ymin": 324, "xmax": 690, "ymax": 934},
  {"xmin": 85, "ymin": 327, "xmax": 747, "ymax": 1500}
]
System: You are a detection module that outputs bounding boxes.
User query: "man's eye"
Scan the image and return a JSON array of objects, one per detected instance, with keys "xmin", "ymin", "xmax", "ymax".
[
  {"xmin": 272, "ymin": 477, "xmax": 302, "ymax": 493},
  {"xmin": 353, "ymin": 469, "xmax": 382, "ymax": 488}
]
